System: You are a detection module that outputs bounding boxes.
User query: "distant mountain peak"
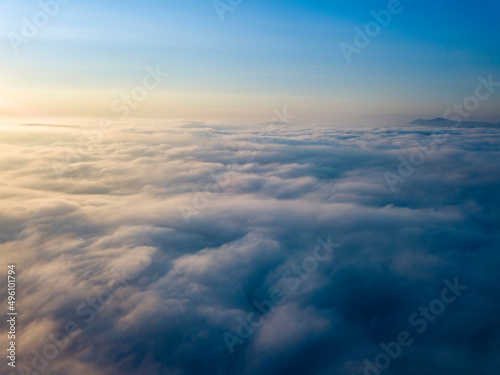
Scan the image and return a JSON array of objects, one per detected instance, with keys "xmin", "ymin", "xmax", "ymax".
[{"xmin": 409, "ymin": 118, "xmax": 500, "ymax": 128}]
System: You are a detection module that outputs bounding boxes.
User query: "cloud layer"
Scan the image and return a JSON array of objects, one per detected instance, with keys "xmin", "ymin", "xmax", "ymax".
[{"xmin": 1, "ymin": 122, "xmax": 499, "ymax": 375}]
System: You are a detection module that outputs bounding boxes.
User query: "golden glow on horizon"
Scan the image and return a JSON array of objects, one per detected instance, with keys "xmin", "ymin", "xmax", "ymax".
[
  {"xmin": 0, "ymin": 88, "xmax": 416, "ymax": 126},
  {"xmin": 1, "ymin": 87, "xmax": 499, "ymax": 127}
]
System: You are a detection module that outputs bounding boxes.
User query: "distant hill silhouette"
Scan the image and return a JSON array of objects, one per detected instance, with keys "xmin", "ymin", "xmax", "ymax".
[{"xmin": 410, "ymin": 118, "xmax": 500, "ymax": 128}]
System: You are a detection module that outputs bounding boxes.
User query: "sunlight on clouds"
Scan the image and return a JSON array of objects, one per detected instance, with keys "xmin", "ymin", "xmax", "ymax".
[{"xmin": 0, "ymin": 122, "xmax": 499, "ymax": 374}]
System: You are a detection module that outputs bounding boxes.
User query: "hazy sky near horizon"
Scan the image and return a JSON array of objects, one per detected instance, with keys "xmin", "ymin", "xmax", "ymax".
[{"xmin": 0, "ymin": 0, "xmax": 499, "ymax": 125}]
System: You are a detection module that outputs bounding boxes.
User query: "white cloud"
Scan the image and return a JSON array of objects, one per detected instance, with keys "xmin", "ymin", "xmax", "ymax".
[{"xmin": 1, "ymin": 123, "xmax": 499, "ymax": 375}]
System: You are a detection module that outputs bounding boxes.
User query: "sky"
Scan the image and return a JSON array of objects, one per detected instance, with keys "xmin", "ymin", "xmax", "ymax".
[{"xmin": 0, "ymin": 0, "xmax": 499, "ymax": 125}]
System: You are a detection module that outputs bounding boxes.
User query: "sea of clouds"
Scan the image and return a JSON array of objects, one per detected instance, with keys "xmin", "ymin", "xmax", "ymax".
[{"xmin": 0, "ymin": 122, "xmax": 499, "ymax": 375}]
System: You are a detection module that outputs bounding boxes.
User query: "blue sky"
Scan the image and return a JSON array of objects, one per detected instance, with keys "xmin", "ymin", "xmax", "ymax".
[{"xmin": 0, "ymin": 0, "xmax": 499, "ymax": 124}]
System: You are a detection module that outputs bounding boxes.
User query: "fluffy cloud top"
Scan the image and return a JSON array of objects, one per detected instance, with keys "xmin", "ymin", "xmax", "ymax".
[{"xmin": 0, "ymin": 122, "xmax": 499, "ymax": 375}]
